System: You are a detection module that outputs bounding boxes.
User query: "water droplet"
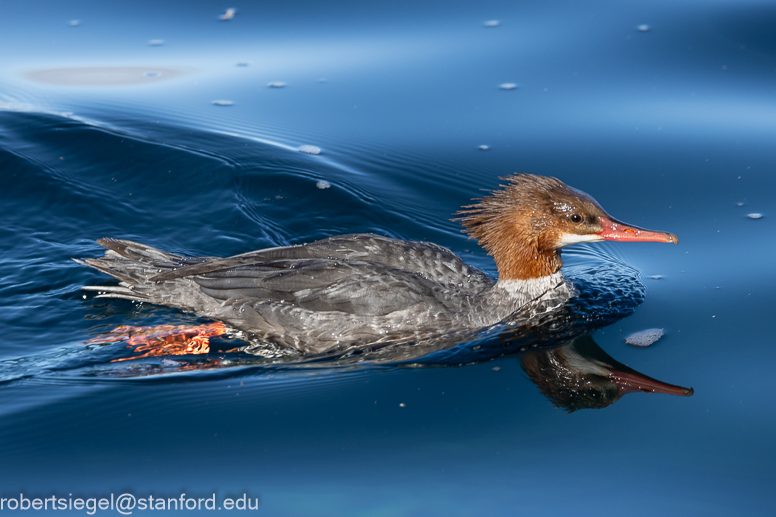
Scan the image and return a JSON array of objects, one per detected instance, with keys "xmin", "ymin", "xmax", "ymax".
[
  {"xmin": 149, "ymin": 39, "xmax": 165, "ymax": 46},
  {"xmin": 484, "ymin": 20, "xmax": 500, "ymax": 27},
  {"xmin": 268, "ymin": 81, "xmax": 286, "ymax": 88},
  {"xmin": 299, "ymin": 145, "xmax": 321, "ymax": 155},
  {"xmin": 650, "ymin": 275, "xmax": 662, "ymax": 280},
  {"xmin": 736, "ymin": 202, "xmax": 745, "ymax": 207},
  {"xmin": 636, "ymin": 24, "xmax": 650, "ymax": 32},
  {"xmin": 625, "ymin": 328, "xmax": 664, "ymax": 348},
  {"xmin": 399, "ymin": 403, "xmax": 406, "ymax": 407},
  {"xmin": 747, "ymin": 213, "xmax": 763, "ymax": 219},
  {"xmin": 500, "ymin": 83, "xmax": 518, "ymax": 90},
  {"xmin": 478, "ymin": 145, "xmax": 490, "ymax": 151},
  {"xmin": 316, "ymin": 181, "xmax": 331, "ymax": 189},
  {"xmin": 492, "ymin": 366, "xmax": 501, "ymax": 371},
  {"xmin": 69, "ymin": 20, "xmax": 80, "ymax": 27},
  {"xmin": 219, "ymin": 8, "xmax": 236, "ymax": 21},
  {"xmin": 212, "ymin": 100, "xmax": 233, "ymax": 106}
]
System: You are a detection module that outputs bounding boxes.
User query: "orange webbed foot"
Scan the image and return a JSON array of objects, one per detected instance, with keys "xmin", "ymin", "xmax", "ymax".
[{"xmin": 85, "ymin": 322, "xmax": 227, "ymax": 362}]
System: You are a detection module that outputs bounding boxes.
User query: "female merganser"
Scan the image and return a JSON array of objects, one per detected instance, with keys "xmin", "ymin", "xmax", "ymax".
[{"xmin": 77, "ymin": 174, "xmax": 677, "ymax": 355}]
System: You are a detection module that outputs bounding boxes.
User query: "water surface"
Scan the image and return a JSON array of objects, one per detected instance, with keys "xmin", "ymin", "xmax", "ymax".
[{"xmin": 1, "ymin": 0, "xmax": 775, "ymax": 515}]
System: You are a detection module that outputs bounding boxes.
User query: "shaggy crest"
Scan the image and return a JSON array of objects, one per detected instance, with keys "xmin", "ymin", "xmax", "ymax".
[{"xmin": 454, "ymin": 174, "xmax": 588, "ymax": 280}]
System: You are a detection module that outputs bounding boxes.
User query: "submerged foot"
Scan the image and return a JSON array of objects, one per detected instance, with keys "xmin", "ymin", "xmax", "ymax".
[{"xmin": 85, "ymin": 322, "xmax": 227, "ymax": 362}]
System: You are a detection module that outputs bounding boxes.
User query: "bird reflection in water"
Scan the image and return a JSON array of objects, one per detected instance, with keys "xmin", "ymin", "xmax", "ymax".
[
  {"xmin": 83, "ymin": 319, "xmax": 693, "ymax": 413},
  {"xmin": 521, "ymin": 336, "xmax": 693, "ymax": 412}
]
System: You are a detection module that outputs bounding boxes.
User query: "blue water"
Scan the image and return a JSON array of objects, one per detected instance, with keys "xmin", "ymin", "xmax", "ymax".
[{"xmin": 2, "ymin": 0, "xmax": 775, "ymax": 515}]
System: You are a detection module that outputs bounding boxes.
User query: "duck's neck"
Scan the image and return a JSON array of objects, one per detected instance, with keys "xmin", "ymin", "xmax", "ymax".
[
  {"xmin": 493, "ymin": 241, "xmax": 563, "ymax": 284},
  {"xmin": 484, "ymin": 239, "xmax": 569, "ymax": 309},
  {"xmin": 495, "ymin": 270, "xmax": 566, "ymax": 301}
]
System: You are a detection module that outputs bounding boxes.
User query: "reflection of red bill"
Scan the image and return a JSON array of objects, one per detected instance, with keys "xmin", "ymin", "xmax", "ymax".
[
  {"xmin": 609, "ymin": 369, "xmax": 694, "ymax": 397},
  {"xmin": 85, "ymin": 322, "xmax": 227, "ymax": 362}
]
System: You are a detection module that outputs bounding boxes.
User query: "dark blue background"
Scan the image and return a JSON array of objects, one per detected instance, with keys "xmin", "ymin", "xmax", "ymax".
[{"xmin": 1, "ymin": 0, "xmax": 774, "ymax": 515}]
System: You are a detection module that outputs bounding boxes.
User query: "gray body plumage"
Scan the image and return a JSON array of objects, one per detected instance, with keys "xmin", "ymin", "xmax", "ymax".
[{"xmin": 77, "ymin": 234, "xmax": 572, "ymax": 355}]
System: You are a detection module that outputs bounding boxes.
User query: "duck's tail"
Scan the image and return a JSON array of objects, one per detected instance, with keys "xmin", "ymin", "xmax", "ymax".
[{"xmin": 74, "ymin": 238, "xmax": 186, "ymax": 302}]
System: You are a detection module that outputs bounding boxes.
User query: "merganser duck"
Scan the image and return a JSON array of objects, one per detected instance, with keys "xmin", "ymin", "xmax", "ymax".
[{"xmin": 77, "ymin": 174, "xmax": 677, "ymax": 355}]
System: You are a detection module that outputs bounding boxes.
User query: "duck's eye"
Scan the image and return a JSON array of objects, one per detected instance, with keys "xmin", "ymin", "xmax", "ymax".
[{"xmin": 570, "ymin": 213, "xmax": 583, "ymax": 224}]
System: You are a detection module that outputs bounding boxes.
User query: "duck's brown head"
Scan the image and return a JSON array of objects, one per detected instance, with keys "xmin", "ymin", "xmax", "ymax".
[{"xmin": 455, "ymin": 174, "xmax": 677, "ymax": 281}]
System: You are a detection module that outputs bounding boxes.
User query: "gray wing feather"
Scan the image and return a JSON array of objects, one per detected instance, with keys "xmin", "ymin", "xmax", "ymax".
[
  {"xmin": 193, "ymin": 259, "xmax": 437, "ymax": 316},
  {"xmin": 151, "ymin": 234, "xmax": 493, "ymax": 289}
]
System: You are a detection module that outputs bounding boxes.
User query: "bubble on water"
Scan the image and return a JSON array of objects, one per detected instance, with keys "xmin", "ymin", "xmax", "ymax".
[
  {"xmin": 500, "ymin": 83, "xmax": 518, "ymax": 90},
  {"xmin": 650, "ymin": 275, "xmax": 662, "ymax": 280},
  {"xmin": 299, "ymin": 145, "xmax": 321, "ymax": 155},
  {"xmin": 268, "ymin": 81, "xmax": 286, "ymax": 88},
  {"xmin": 149, "ymin": 39, "xmax": 165, "ymax": 46},
  {"xmin": 625, "ymin": 328, "xmax": 664, "ymax": 348},
  {"xmin": 747, "ymin": 213, "xmax": 763, "ymax": 219},
  {"xmin": 144, "ymin": 72, "xmax": 161, "ymax": 78},
  {"xmin": 316, "ymin": 181, "xmax": 331, "ymax": 189},
  {"xmin": 212, "ymin": 100, "xmax": 233, "ymax": 106},
  {"xmin": 484, "ymin": 20, "xmax": 500, "ymax": 27},
  {"xmin": 69, "ymin": 20, "xmax": 80, "ymax": 27},
  {"xmin": 478, "ymin": 145, "xmax": 490, "ymax": 151},
  {"xmin": 236, "ymin": 62, "xmax": 249, "ymax": 67},
  {"xmin": 219, "ymin": 8, "xmax": 236, "ymax": 21},
  {"xmin": 636, "ymin": 24, "xmax": 650, "ymax": 32}
]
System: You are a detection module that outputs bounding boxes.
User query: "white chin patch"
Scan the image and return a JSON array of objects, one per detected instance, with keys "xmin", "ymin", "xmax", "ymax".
[{"xmin": 556, "ymin": 233, "xmax": 602, "ymax": 248}]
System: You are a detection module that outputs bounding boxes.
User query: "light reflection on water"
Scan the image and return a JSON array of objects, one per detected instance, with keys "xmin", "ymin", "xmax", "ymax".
[{"xmin": 23, "ymin": 67, "xmax": 192, "ymax": 86}]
